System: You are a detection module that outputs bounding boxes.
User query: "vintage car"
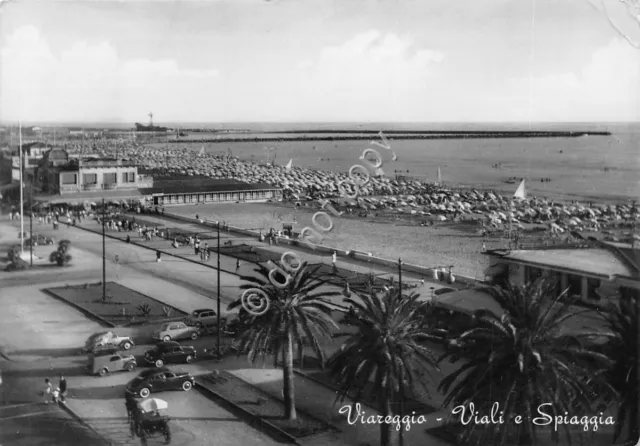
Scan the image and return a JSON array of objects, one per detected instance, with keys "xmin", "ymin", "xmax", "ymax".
[
  {"xmin": 144, "ymin": 341, "xmax": 196, "ymax": 367},
  {"xmin": 152, "ymin": 322, "xmax": 199, "ymax": 343},
  {"xmin": 125, "ymin": 367, "xmax": 195, "ymax": 398},
  {"xmin": 89, "ymin": 353, "xmax": 137, "ymax": 376},
  {"xmin": 185, "ymin": 308, "xmax": 229, "ymax": 331},
  {"xmin": 84, "ymin": 331, "xmax": 135, "ymax": 353}
]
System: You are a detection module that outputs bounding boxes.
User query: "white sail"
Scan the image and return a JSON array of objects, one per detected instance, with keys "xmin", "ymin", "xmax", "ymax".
[
  {"xmin": 285, "ymin": 159, "xmax": 293, "ymax": 170},
  {"xmin": 437, "ymin": 166, "xmax": 442, "ymax": 184},
  {"xmin": 198, "ymin": 146, "xmax": 205, "ymax": 156},
  {"xmin": 513, "ymin": 179, "xmax": 527, "ymax": 200}
]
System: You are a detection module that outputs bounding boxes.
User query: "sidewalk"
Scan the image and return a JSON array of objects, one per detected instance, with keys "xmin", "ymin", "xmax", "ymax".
[{"xmin": 76, "ymin": 211, "xmax": 463, "ymax": 296}]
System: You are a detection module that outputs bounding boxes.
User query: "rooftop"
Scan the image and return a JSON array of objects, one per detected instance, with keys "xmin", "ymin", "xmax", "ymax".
[
  {"xmin": 139, "ymin": 179, "xmax": 280, "ymax": 195},
  {"xmin": 488, "ymin": 247, "xmax": 637, "ymax": 279}
]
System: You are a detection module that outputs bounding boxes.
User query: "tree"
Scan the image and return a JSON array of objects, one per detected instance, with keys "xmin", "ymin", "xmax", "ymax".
[
  {"xmin": 327, "ymin": 285, "xmax": 439, "ymax": 446},
  {"xmin": 229, "ymin": 261, "xmax": 340, "ymax": 420},
  {"xmin": 49, "ymin": 239, "xmax": 72, "ymax": 266},
  {"xmin": 600, "ymin": 289, "xmax": 639, "ymax": 443},
  {"xmin": 438, "ymin": 280, "xmax": 614, "ymax": 446}
]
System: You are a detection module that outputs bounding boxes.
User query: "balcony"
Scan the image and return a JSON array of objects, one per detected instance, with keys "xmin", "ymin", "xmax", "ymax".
[
  {"xmin": 102, "ymin": 183, "xmax": 118, "ymax": 190},
  {"xmin": 82, "ymin": 184, "xmax": 99, "ymax": 191}
]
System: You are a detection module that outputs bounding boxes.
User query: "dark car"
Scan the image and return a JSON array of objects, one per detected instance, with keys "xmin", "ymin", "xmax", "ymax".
[
  {"xmin": 125, "ymin": 367, "xmax": 195, "ymax": 398},
  {"xmin": 144, "ymin": 341, "xmax": 196, "ymax": 367}
]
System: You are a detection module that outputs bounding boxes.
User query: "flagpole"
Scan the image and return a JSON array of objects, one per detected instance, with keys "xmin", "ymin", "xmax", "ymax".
[{"xmin": 19, "ymin": 121, "xmax": 24, "ymax": 255}]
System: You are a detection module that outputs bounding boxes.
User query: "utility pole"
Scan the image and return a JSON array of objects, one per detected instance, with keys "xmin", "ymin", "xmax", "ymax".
[
  {"xmin": 102, "ymin": 198, "xmax": 106, "ymax": 300},
  {"xmin": 217, "ymin": 221, "xmax": 222, "ymax": 358},
  {"xmin": 19, "ymin": 121, "xmax": 24, "ymax": 255},
  {"xmin": 398, "ymin": 256, "xmax": 404, "ymax": 446},
  {"xmin": 29, "ymin": 183, "xmax": 33, "ymax": 266}
]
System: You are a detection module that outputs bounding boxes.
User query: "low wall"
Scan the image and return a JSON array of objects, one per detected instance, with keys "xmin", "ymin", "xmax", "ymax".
[{"xmin": 166, "ymin": 211, "xmax": 480, "ymax": 287}]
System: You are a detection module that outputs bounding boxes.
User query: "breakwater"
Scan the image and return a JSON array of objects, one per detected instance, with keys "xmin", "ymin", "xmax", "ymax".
[{"xmin": 171, "ymin": 131, "xmax": 610, "ymax": 144}]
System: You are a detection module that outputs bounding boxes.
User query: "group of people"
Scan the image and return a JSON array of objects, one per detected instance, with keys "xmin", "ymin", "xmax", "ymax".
[{"xmin": 43, "ymin": 374, "xmax": 67, "ymax": 405}]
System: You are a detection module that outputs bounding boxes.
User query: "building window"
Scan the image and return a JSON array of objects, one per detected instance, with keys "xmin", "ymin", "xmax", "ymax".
[
  {"xmin": 586, "ymin": 278, "xmax": 601, "ymax": 300},
  {"xmin": 61, "ymin": 173, "xmax": 77, "ymax": 185},
  {"xmin": 122, "ymin": 172, "xmax": 135, "ymax": 183},
  {"xmin": 525, "ymin": 266, "xmax": 543, "ymax": 284},
  {"xmin": 567, "ymin": 274, "xmax": 582, "ymax": 297},
  {"xmin": 103, "ymin": 172, "xmax": 117, "ymax": 184},
  {"xmin": 83, "ymin": 173, "xmax": 97, "ymax": 184}
]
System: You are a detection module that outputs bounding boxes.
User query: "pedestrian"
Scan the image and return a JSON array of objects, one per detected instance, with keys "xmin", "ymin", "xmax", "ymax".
[
  {"xmin": 236, "ymin": 258, "xmax": 241, "ymax": 273},
  {"xmin": 156, "ymin": 250, "xmax": 162, "ymax": 262},
  {"xmin": 194, "ymin": 239, "xmax": 200, "ymax": 255},
  {"xmin": 43, "ymin": 378, "xmax": 52, "ymax": 404},
  {"xmin": 196, "ymin": 214, "xmax": 199, "ymax": 221},
  {"xmin": 126, "ymin": 235, "xmax": 131, "ymax": 244},
  {"xmin": 331, "ymin": 251, "xmax": 338, "ymax": 273},
  {"xmin": 203, "ymin": 243, "xmax": 209, "ymax": 261},
  {"xmin": 58, "ymin": 373, "xmax": 67, "ymax": 403},
  {"xmin": 125, "ymin": 393, "xmax": 137, "ymax": 424}
]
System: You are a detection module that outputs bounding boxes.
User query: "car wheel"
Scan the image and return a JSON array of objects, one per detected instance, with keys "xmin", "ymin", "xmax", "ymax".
[
  {"xmin": 139, "ymin": 388, "xmax": 150, "ymax": 398},
  {"xmin": 155, "ymin": 359, "xmax": 164, "ymax": 368},
  {"xmin": 122, "ymin": 341, "xmax": 132, "ymax": 350},
  {"xmin": 185, "ymin": 355, "xmax": 193, "ymax": 363},
  {"xmin": 190, "ymin": 331, "xmax": 199, "ymax": 340},
  {"xmin": 182, "ymin": 381, "xmax": 192, "ymax": 391},
  {"xmin": 162, "ymin": 335, "xmax": 171, "ymax": 342},
  {"xmin": 99, "ymin": 368, "xmax": 108, "ymax": 376},
  {"xmin": 126, "ymin": 362, "xmax": 136, "ymax": 371}
]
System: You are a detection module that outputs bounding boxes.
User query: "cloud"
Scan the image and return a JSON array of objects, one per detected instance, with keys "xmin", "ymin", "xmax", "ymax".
[
  {"xmin": 507, "ymin": 37, "xmax": 640, "ymax": 121},
  {"xmin": 0, "ymin": 25, "xmax": 219, "ymax": 122},
  {"xmin": 292, "ymin": 30, "xmax": 444, "ymax": 120}
]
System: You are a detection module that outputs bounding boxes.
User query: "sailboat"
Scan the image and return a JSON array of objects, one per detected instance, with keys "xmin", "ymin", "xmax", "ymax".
[
  {"xmin": 436, "ymin": 166, "xmax": 442, "ymax": 185},
  {"xmin": 285, "ymin": 159, "xmax": 293, "ymax": 170},
  {"xmin": 513, "ymin": 179, "xmax": 527, "ymax": 200},
  {"xmin": 198, "ymin": 146, "xmax": 205, "ymax": 156}
]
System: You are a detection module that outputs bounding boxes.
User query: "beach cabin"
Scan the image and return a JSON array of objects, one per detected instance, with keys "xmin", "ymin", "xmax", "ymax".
[
  {"xmin": 138, "ymin": 179, "xmax": 282, "ymax": 206},
  {"xmin": 482, "ymin": 239, "xmax": 640, "ymax": 308}
]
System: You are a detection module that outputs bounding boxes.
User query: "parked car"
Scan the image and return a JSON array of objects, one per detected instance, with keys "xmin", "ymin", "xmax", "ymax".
[
  {"xmin": 125, "ymin": 367, "xmax": 195, "ymax": 398},
  {"xmin": 152, "ymin": 322, "xmax": 199, "ymax": 343},
  {"xmin": 89, "ymin": 353, "xmax": 137, "ymax": 376},
  {"xmin": 185, "ymin": 308, "xmax": 228, "ymax": 330},
  {"xmin": 84, "ymin": 331, "xmax": 135, "ymax": 353},
  {"xmin": 144, "ymin": 341, "xmax": 197, "ymax": 367},
  {"xmin": 25, "ymin": 234, "xmax": 54, "ymax": 247}
]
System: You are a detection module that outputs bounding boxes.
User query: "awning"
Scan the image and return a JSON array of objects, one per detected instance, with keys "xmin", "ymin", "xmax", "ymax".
[
  {"xmin": 432, "ymin": 288, "xmax": 504, "ymax": 317},
  {"xmin": 483, "ymin": 263, "xmax": 508, "ymax": 278}
]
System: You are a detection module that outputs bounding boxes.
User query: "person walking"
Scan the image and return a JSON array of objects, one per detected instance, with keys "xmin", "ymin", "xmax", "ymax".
[
  {"xmin": 235, "ymin": 258, "xmax": 241, "ymax": 273},
  {"xmin": 58, "ymin": 374, "xmax": 67, "ymax": 404},
  {"xmin": 331, "ymin": 251, "xmax": 338, "ymax": 273},
  {"xmin": 203, "ymin": 243, "xmax": 209, "ymax": 262},
  {"xmin": 43, "ymin": 379, "xmax": 52, "ymax": 404},
  {"xmin": 194, "ymin": 238, "xmax": 200, "ymax": 256}
]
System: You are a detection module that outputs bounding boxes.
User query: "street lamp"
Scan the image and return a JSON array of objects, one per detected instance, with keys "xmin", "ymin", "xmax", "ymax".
[
  {"xmin": 102, "ymin": 198, "xmax": 106, "ymax": 301},
  {"xmin": 217, "ymin": 220, "xmax": 221, "ymax": 358}
]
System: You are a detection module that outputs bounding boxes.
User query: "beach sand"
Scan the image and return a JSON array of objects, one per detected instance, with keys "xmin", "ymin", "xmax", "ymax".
[{"xmin": 165, "ymin": 201, "xmax": 503, "ymax": 279}]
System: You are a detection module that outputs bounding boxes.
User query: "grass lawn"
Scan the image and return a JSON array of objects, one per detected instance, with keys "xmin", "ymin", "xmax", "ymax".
[
  {"xmin": 199, "ymin": 371, "xmax": 332, "ymax": 438},
  {"xmin": 46, "ymin": 282, "xmax": 187, "ymax": 326}
]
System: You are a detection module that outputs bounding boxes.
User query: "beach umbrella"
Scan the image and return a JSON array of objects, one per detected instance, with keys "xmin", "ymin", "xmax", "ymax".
[{"xmin": 139, "ymin": 398, "xmax": 168, "ymax": 412}]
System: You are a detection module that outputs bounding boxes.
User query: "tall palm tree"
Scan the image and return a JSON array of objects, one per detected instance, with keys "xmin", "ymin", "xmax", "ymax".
[
  {"xmin": 600, "ymin": 289, "xmax": 639, "ymax": 443},
  {"xmin": 228, "ymin": 261, "xmax": 341, "ymax": 420},
  {"xmin": 438, "ymin": 280, "xmax": 614, "ymax": 446},
  {"xmin": 327, "ymin": 285, "xmax": 439, "ymax": 446}
]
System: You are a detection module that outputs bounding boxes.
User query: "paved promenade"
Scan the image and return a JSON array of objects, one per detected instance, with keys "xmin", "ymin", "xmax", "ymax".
[{"xmin": 1, "ymin": 214, "xmax": 457, "ymax": 446}]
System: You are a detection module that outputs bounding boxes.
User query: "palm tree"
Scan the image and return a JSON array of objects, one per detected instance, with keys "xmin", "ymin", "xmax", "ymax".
[
  {"xmin": 327, "ymin": 285, "xmax": 439, "ymax": 446},
  {"xmin": 600, "ymin": 289, "xmax": 639, "ymax": 443},
  {"xmin": 228, "ymin": 261, "xmax": 341, "ymax": 420},
  {"xmin": 438, "ymin": 280, "xmax": 613, "ymax": 446}
]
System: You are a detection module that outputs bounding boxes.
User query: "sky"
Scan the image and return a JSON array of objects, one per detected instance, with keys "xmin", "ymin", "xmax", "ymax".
[{"xmin": 0, "ymin": 0, "xmax": 639, "ymax": 123}]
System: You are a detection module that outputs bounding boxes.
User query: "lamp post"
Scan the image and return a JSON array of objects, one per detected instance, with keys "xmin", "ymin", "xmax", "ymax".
[
  {"xmin": 217, "ymin": 221, "xmax": 221, "ymax": 358},
  {"xmin": 397, "ymin": 256, "xmax": 404, "ymax": 446},
  {"xmin": 102, "ymin": 198, "xmax": 106, "ymax": 301},
  {"xmin": 29, "ymin": 183, "xmax": 33, "ymax": 266}
]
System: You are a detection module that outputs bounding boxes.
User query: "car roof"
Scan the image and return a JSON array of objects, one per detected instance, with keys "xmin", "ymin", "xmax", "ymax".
[
  {"xmin": 193, "ymin": 308, "xmax": 215, "ymax": 314},
  {"xmin": 157, "ymin": 341, "xmax": 181, "ymax": 350},
  {"xmin": 138, "ymin": 367, "xmax": 170, "ymax": 377}
]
